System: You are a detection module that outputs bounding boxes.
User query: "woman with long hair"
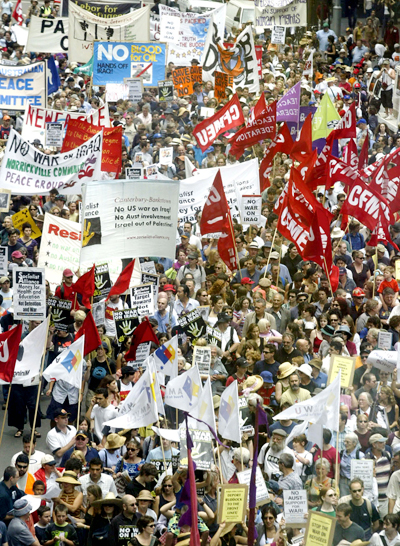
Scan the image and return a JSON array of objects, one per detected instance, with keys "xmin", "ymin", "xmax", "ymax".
[
  {"xmin": 154, "ymin": 475, "xmax": 176, "ymax": 521},
  {"xmin": 379, "ymin": 386, "xmax": 399, "ymax": 429},
  {"xmin": 304, "ymin": 458, "xmax": 337, "ymax": 509},
  {"xmin": 207, "ymin": 295, "xmax": 225, "ymax": 326},
  {"xmin": 54, "ymin": 471, "xmax": 84, "ymax": 517},
  {"xmin": 129, "ymin": 516, "xmax": 159, "ymax": 546},
  {"xmin": 255, "ymin": 505, "xmax": 279, "ymax": 545},
  {"xmin": 310, "ymin": 313, "xmax": 329, "ymax": 356},
  {"xmin": 114, "ymin": 438, "xmax": 145, "ymax": 481},
  {"xmin": 75, "ymin": 484, "xmax": 102, "ymax": 530},
  {"xmin": 232, "ymin": 296, "xmax": 252, "ymax": 337},
  {"xmin": 312, "ymin": 486, "xmax": 337, "ymax": 516},
  {"xmin": 349, "ymin": 250, "xmax": 371, "ymax": 288},
  {"xmin": 88, "ymin": 494, "xmax": 122, "ymax": 546},
  {"xmin": 204, "ymin": 249, "xmax": 220, "ymax": 276},
  {"xmin": 98, "ymin": 375, "xmax": 120, "ymax": 407}
]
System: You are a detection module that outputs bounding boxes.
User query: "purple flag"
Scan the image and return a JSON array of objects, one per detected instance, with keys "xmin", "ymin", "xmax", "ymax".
[
  {"xmin": 287, "ymin": 106, "xmax": 317, "ymax": 138},
  {"xmin": 276, "ymin": 82, "xmax": 301, "ymax": 124}
]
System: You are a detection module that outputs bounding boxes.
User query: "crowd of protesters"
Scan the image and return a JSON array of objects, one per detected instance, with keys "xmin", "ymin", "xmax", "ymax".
[{"xmin": 1, "ymin": 0, "xmax": 400, "ymax": 546}]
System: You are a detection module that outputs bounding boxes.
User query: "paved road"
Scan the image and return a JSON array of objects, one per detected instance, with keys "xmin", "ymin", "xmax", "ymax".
[{"xmin": 0, "ymin": 395, "xmax": 52, "ymax": 476}]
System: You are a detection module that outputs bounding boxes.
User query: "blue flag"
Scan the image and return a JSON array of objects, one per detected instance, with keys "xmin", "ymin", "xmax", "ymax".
[{"xmin": 47, "ymin": 56, "xmax": 60, "ymax": 95}]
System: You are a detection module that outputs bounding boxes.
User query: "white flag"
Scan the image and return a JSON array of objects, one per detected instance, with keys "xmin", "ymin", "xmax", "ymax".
[
  {"xmin": 153, "ymin": 336, "xmax": 178, "ymax": 378},
  {"xmin": 164, "ymin": 365, "xmax": 202, "ymax": 411},
  {"xmin": 273, "ymin": 371, "xmax": 341, "ymax": 431},
  {"xmin": 303, "ymin": 50, "xmax": 314, "ymax": 78},
  {"xmin": 189, "ymin": 376, "xmax": 216, "ymax": 432},
  {"xmin": 285, "ymin": 419, "xmax": 308, "ymax": 447},
  {"xmin": 43, "ymin": 336, "xmax": 85, "ymax": 390},
  {"xmin": 118, "ymin": 364, "xmax": 165, "ymax": 418},
  {"xmin": 218, "ymin": 380, "xmax": 241, "ymax": 444},
  {"xmin": 103, "ymin": 389, "xmax": 158, "ymax": 429},
  {"xmin": 9, "ymin": 317, "xmax": 49, "ymax": 386},
  {"xmin": 148, "ymin": 357, "xmax": 166, "ymax": 416}
]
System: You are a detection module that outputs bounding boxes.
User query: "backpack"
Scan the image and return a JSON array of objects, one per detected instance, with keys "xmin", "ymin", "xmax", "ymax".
[
  {"xmin": 340, "ymin": 494, "xmax": 373, "ymax": 519},
  {"xmin": 340, "ymin": 449, "xmax": 362, "ymax": 460}
]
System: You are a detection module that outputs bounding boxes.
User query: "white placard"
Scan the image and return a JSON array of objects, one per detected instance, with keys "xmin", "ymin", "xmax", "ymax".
[
  {"xmin": 124, "ymin": 78, "xmax": 143, "ymax": 102},
  {"xmin": 378, "ymin": 331, "xmax": 393, "ymax": 351},
  {"xmin": 45, "ymin": 122, "xmax": 63, "ymax": 147},
  {"xmin": 254, "ymin": 0, "xmax": 307, "ymax": 29},
  {"xmin": 126, "ymin": 167, "xmax": 143, "ymax": 180},
  {"xmin": 367, "ymin": 349, "xmax": 397, "ymax": 372},
  {"xmin": 159, "ymin": 14, "xmax": 181, "ymax": 43},
  {"xmin": 106, "ymin": 83, "xmax": 129, "ymax": 102},
  {"xmin": 26, "ymin": 16, "xmax": 68, "ymax": 53},
  {"xmin": 237, "ymin": 467, "xmax": 269, "ymax": 505},
  {"xmin": 92, "ymin": 300, "xmax": 105, "ymax": 326},
  {"xmin": 283, "ymin": 490, "xmax": 308, "ymax": 527},
  {"xmin": 271, "ymin": 25, "xmax": 286, "ymax": 44},
  {"xmin": 159, "ymin": 147, "xmax": 173, "ymax": 166},
  {"xmin": 351, "ymin": 459, "xmax": 374, "ymax": 491},
  {"xmin": 241, "ymin": 195, "xmax": 262, "ymax": 224},
  {"xmin": 200, "ymin": 107, "xmax": 215, "ymax": 118},
  {"xmin": 12, "ymin": 267, "xmax": 46, "ymax": 321},
  {"xmin": 141, "ymin": 261, "xmax": 157, "ymax": 274},
  {"xmin": 0, "ymin": 247, "xmax": 7, "ymax": 275},
  {"xmin": 130, "ymin": 284, "xmax": 155, "ymax": 317}
]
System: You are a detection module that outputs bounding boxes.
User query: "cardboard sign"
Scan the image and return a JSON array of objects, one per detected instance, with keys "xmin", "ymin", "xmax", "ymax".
[
  {"xmin": 304, "ymin": 511, "xmax": 336, "ymax": 546},
  {"xmin": 130, "ymin": 284, "xmax": 155, "ymax": 317},
  {"xmin": 160, "ymin": 14, "xmax": 180, "ymax": 42},
  {"xmin": 271, "ymin": 25, "xmax": 286, "ymax": 44},
  {"xmin": 172, "ymin": 66, "xmax": 203, "ymax": 98},
  {"xmin": 0, "ymin": 190, "xmax": 11, "ymax": 213},
  {"xmin": 145, "ymin": 165, "xmax": 159, "ymax": 179},
  {"xmin": 193, "ymin": 346, "xmax": 211, "ymax": 375},
  {"xmin": 92, "ymin": 300, "xmax": 105, "ymax": 326},
  {"xmin": 93, "ymin": 263, "xmax": 112, "ymax": 303},
  {"xmin": 140, "ymin": 272, "xmax": 159, "ymax": 300},
  {"xmin": 159, "ymin": 147, "xmax": 173, "ymax": 166},
  {"xmin": 0, "ymin": 247, "xmax": 7, "ymax": 275},
  {"xmin": 114, "ymin": 307, "xmax": 140, "ymax": 345},
  {"xmin": 191, "ymin": 66, "xmax": 202, "ymax": 84},
  {"xmin": 141, "ymin": 261, "xmax": 157, "ymax": 274},
  {"xmin": 197, "ymin": 305, "xmax": 210, "ymax": 322},
  {"xmin": 158, "ymin": 80, "xmax": 174, "ymax": 101},
  {"xmin": 48, "ymin": 297, "xmax": 73, "ymax": 332},
  {"xmin": 45, "ymin": 122, "xmax": 64, "ymax": 148},
  {"xmin": 367, "ymin": 349, "xmax": 397, "ymax": 372},
  {"xmin": 217, "ymin": 484, "xmax": 248, "ymax": 524},
  {"xmin": 283, "ymin": 490, "xmax": 308, "ymax": 527},
  {"xmin": 179, "ymin": 427, "xmax": 213, "ymax": 470},
  {"xmin": 125, "ymin": 167, "xmax": 143, "ymax": 180},
  {"xmin": 13, "ymin": 268, "xmax": 46, "ymax": 321},
  {"xmin": 241, "ymin": 195, "xmax": 262, "ymax": 225},
  {"xmin": 237, "ymin": 466, "xmax": 269, "ymax": 506},
  {"xmin": 214, "ymin": 71, "xmax": 234, "ymax": 100},
  {"xmin": 238, "ymin": 395, "xmax": 254, "ymax": 436},
  {"xmin": 328, "ymin": 355, "xmax": 356, "ymax": 388},
  {"xmin": 12, "ymin": 208, "xmax": 42, "ymax": 239},
  {"xmin": 351, "ymin": 459, "xmax": 374, "ymax": 491},
  {"xmin": 205, "ymin": 325, "xmax": 222, "ymax": 347},
  {"xmin": 377, "ymin": 331, "xmax": 393, "ymax": 351},
  {"xmin": 178, "ymin": 308, "xmax": 207, "ymax": 340},
  {"xmin": 124, "ymin": 78, "xmax": 143, "ymax": 102}
]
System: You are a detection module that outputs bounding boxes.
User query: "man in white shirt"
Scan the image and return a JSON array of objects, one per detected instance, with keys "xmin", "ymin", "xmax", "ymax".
[
  {"xmin": 45, "ymin": 409, "xmax": 77, "ymax": 465},
  {"xmin": 86, "ymin": 388, "xmax": 117, "ymax": 446},
  {"xmin": 183, "ymin": 221, "xmax": 201, "ymax": 251},
  {"xmin": 104, "ymin": 294, "xmax": 128, "ymax": 338},
  {"xmin": 11, "ymin": 432, "xmax": 45, "ymax": 475},
  {"xmin": 78, "ymin": 457, "xmax": 118, "ymax": 497},
  {"xmin": 177, "ymin": 253, "xmax": 206, "ymax": 292},
  {"xmin": 258, "ymin": 429, "xmax": 295, "ymax": 480},
  {"xmin": 174, "ymin": 284, "xmax": 199, "ymax": 316}
]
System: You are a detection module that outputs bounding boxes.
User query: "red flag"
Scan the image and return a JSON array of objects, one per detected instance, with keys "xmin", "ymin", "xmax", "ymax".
[
  {"xmin": 61, "ymin": 119, "xmax": 122, "ymax": 173},
  {"xmin": 75, "ymin": 312, "xmax": 101, "ymax": 356},
  {"xmin": 72, "ymin": 265, "xmax": 95, "ymax": 309},
  {"xmin": 217, "ymin": 217, "xmax": 237, "ymax": 271},
  {"xmin": 275, "ymin": 169, "xmax": 317, "ymax": 228},
  {"xmin": 199, "ymin": 170, "xmax": 230, "ymax": 235},
  {"xmin": 12, "ymin": 0, "xmax": 23, "ymax": 25},
  {"xmin": 358, "ymin": 133, "xmax": 369, "ymax": 170},
  {"xmin": 259, "ymin": 122, "xmax": 293, "ymax": 187},
  {"xmin": 106, "ymin": 260, "xmax": 136, "ymax": 301},
  {"xmin": 303, "ymin": 208, "xmax": 334, "ymax": 273},
  {"xmin": 0, "ymin": 324, "xmax": 22, "ymax": 382},
  {"xmin": 306, "ymin": 139, "xmax": 334, "ymax": 191},
  {"xmin": 330, "ymin": 265, "xmax": 340, "ymax": 294},
  {"xmin": 327, "ymin": 102, "xmax": 356, "ymax": 141},
  {"xmin": 229, "ymin": 97, "xmax": 276, "ymax": 158},
  {"xmin": 290, "ymin": 113, "xmax": 313, "ymax": 164},
  {"xmin": 276, "ymin": 188, "xmax": 310, "ymax": 255},
  {"xmin": 342, "ymin": 139, "xmax": 358, "ymax": 170},
  {"xmin": 125, "ymin": 318, "xmax": 159, "ymax": 362},
  {"xmin": 192, "ymin": 94, "xmax": 244, "ymax": 152}
]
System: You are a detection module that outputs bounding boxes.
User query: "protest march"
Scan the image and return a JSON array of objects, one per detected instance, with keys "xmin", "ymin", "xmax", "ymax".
[{"xmin": 3, "ymin": 1, "xmax": 400, "ymax": 546}]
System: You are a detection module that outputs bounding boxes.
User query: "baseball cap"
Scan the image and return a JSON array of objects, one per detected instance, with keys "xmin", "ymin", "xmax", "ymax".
[
  {"xmin": 3, "ymin": 115, "xmax": 10, "ymax": 121},
  {"xmin": 181, "ymin": 232, "xmax": 190, "ymax": 239},
  {"xmin": 357, "ymin": 118, "xmax": 367, "ymax": 125},
  {"xmin": 377, "ymin": 243, "xmax": 386, "ymax": 252},
  {"xmin": 41, "ymin": 454, "xmax": 56, "ymax": 466},
  {"xmin": 369, "ymin": 433, "xmax": 387, "ymax": 444},
  {"xmin": 270, "ymin": 251, "xmax": 280, "ymax": 259},
  {"xmin": 76, "ymin": 430, "xmax": 89, "ymax": 439},
  {"xmin": 63, "ymin": 268, "xmax": 74, "ymax": 277},
  {"xmin": 0, "ymin": 276, "xmax": 9, "ymax": 283},
  {"xmin": 11, "ymin": 251, "xmax": 23, "ymax": 259},
  {"xmin": 339, "ymin": 267, "xmax": 346, "ymax": 275},
  {"xmin": 354, "ymin": 83, "xmax": 361, "ymax": 88},
  {"xmin": 163, "ymin": 284, "xmax": 176, "ymax": 292},
  {"xmin": 241, "ymin": 277, "xmax": 255, "ymax": 285},
  {"xmin": 55, "ymin": 409, "xmax": 70, "ymax": 418},
  {"xmin": 236, "ymin": 357, "xmax": 249, "ymax": 368}
]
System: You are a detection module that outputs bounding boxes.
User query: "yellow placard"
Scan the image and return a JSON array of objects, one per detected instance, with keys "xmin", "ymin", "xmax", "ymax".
[
  {"xmin": 328, "ymin": 354, "xmax": 356, "ymax": 388},
  {"xmin": 304, "ymin": 511, "xmax": 336, "ymax": 546},
  {"xmin": 217, "ymin": 484, "xmax": 248, "ymax": 524},
  {"xmin": 12, "ymin": 208, "xmax": 41, "ymax": 239}
]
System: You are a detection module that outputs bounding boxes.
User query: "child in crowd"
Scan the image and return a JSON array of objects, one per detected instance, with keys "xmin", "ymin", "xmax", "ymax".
[
  {"xmin": 34, "ymin": 506, "xmax": 52, "ymax": 545},
  {"xmin": 44, "ymin": 505, "xmax": 79, "ymax": 546}
]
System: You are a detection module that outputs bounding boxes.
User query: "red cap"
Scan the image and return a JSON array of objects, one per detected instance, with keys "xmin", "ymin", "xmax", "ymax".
[
  {"xmin": 241, "ymin": 277, "xmax": 255, "ymax": 285},
  {"xmin": 352, "ymin": 288, "xmax": 365, "ymax": 297},
  {"xmin": 354, "ymin": 83, "xmax": 361, "ymax": 88},
  {"xmin": 63, "ymin": 268, "xmax": 74, "ymax": 277},
  {"xmin": 163, "ymin": 284, "xmax": 176, "ymax": 292}
]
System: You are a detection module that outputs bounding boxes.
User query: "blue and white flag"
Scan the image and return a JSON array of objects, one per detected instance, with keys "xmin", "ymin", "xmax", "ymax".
[
  {"xmin": 43, "ymin": 336, "xmax": 84, "ymax": 389},
  {"xmin": 48, "ymin": 56, "xmax": 60, "ymax": 95}
]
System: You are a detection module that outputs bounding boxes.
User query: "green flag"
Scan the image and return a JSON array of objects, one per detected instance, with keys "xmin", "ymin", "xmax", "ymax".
[
  {"xmin": 312, "ymin": 92, "xmax": 340, "ymax": 141},
  {"xmin": 74, "ymin": 57, "xmax": 93, "ymax": 76}
]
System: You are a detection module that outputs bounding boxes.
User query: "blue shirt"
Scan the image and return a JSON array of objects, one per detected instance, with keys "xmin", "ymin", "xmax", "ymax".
[
  {"xmin": 0, "ymin": 482, "xmax": 25, "ymax": 522},
  {"xmin": 60, "ymin": 446, "xmax": 99, "ymax": 467},
  {"xmin": 264, "ymin": 263, "xmax": 292, "ymax": 284},
  {"xmin": 150, "ymin": 310, "xmax": 177, "ymax": 333},
  {"xmin": 340, "ymin": 446, "xmax": 364, "ymax": 479},
  {"xmin": 316, "ymin": 29, "xmax": 337, "ymax": 50},
  {"xmin": 344, "ymin": 232, "xmax": 365, "ymax": 251},
  {"xmin": 313, "ymin": 371, "xmax": 328, "ymax": 389}
]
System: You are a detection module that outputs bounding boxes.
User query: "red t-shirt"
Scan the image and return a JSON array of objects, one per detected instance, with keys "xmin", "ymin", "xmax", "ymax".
[
  {"xmin": 377, "ymin": 278, "xmax": 399, "ymax": 294},
  {"xmin": 54, "ymin": 283, "xmax": 79, "ymax": 310},
  {"xmin": 313, "ymin": 446, "xmax": 340, "ymax": 478}
]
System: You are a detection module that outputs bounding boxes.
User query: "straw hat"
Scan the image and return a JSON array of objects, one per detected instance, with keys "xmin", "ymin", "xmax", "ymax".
[
  {"xmin": 105, "ymin": 433, "xmax": 126, "ymax": 450},
  {"xmin": 91, "ymin": 492, "xmax": 123, "ymax": 508},
  {"xmin": 331, "ymin": 227, "xmax": 345, "ymax": 238},
  {"xmin": 136, "ymin": 490, "xmax": 154, "ymax": 502},
  {"xmin": 56, "ymin": 471, "xmax": 81, "ymax": 486},
  {"xmin": 277, "ymin": 362, "xmax": 297, "ymax": 379},
  {"xmin": 242, "ymin": 375, "xmax": 263, "ymax": 392}
]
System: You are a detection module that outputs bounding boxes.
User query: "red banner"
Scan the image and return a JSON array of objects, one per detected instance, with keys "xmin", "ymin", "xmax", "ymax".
[
  {"xmin": 193, "ymin": 94, "xmax": 244, "ymax": 153},
  {"xmin": 342, "ymin": 139, "xmax": 358, "ymax": 170},
  {"xmin": 260, "ymin": 122, "xmax": 293, "ymax": 187},
  {"xmin": 62, "ymin": 119, "xmax": 122, "ymax": 173},
  {"xmin": 327, "ymin": 102, "xmax": 356, "ymax": 142},
  {"xmin": 199, "ymin": 170, "xmax": 230, "ymax": 235},
  {"xmin": 229, "ymin": 96, "xmax": 276, "ymax": 158},
  {"xmin": 291, "ymin": 113, "xmax": 313, "ymax": 164},
  {"xmin": 218, "ymin": 218, "xmax": 237, "ymax": 271}
]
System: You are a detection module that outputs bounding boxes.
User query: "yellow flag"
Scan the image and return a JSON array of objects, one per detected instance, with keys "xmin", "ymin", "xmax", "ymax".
[{"xmin": 312, "ymin": 92, "xmax": 340, "ymax": 141}]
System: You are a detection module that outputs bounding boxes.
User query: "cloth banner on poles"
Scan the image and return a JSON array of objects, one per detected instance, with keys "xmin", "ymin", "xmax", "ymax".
[
  {"xmin": 0, "ymin": 61, "xmax": 46, "ymax": 110},
  {"xmin": 26, "ymin": 16, "xmax": 68, "ymax": 53}
]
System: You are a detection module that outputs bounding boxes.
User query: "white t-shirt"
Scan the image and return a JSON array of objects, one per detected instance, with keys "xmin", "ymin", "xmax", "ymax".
[
  {"xmin": 0, "ymin": 288, "xmax": 13, "ymax": 310},
  {"xmin": 91, "ymin": 404, "xmax": 117, "ymax": 441},
  {"xmin": 46, "ymin": 425, "xmax": 77, "ymax": 465},
  {"xmin": 257, "ymin": 444, "xmax": 295, "ymax": 479},
  {"xmin": 11, "ymin": 449, "xmax": 46, "ymax": 475},
  {"xmin": 104, "ymin": 299, "xmax": 128, "ymax": 337}
]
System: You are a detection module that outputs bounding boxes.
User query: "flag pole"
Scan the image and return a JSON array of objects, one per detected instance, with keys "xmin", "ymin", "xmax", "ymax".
[
  {"xmin": 263, "ymin": 228, "xmax": 278, "ymax": 278},
  {"xmin": 372, "ymin": 245, "xmax": 378, "ymax": 298},
  {"xmin": 176, "ymin": 408, "xmax": 179, "ymax": 430},
  {"xmin": 29, "ymin": 318, "xmax": 50, "ymax": 461},
  {"xmin": 157, "ymin": 420, "xmax": 168, "ymax": 474},
  {"xmin": 216, "ymin": 445, "xmax": 224, "ymax": 483},
  {"xmin": 323, "ymin": 257, "xmax": 335, "ymax": 299},
  {"xmin": 0, "ymin": 384, "xmax": 12, "ymax": 449},
  {"xmin": 226, "ymin": 204, "xmax": 241, "ymax": 279},
  {"xmin": 212, "ymin": 445, "xmax": 224, "ymax": 484}
]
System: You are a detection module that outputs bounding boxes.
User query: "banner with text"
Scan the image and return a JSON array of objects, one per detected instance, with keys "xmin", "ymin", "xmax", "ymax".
[
  {"xmin": 13, "ymin": 267, "xmax": 46, "ymax": 321},
  {"xmin": 26, "ymin": 16, "xmax": 68, "ymax": 53},
  {"xmin": 254, "ymin": 0, "xmax": 307, "ymax": 29},
  {"xmin": 0, "ymin": 61, "xmax": 46, "ymax": 110}
]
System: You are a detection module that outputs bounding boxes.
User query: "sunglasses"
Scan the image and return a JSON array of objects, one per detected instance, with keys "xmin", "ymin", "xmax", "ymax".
[
  {"xmin": 127, "ymin": 448, "xmax": 137, "ymax": 451},
  {"xmin": 16, "ymin": 464, "xmax": 28, "ymax": 469},
  {"xmin": 351, "ymin": 489, "xmax": 362, "ymax": 493}
]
